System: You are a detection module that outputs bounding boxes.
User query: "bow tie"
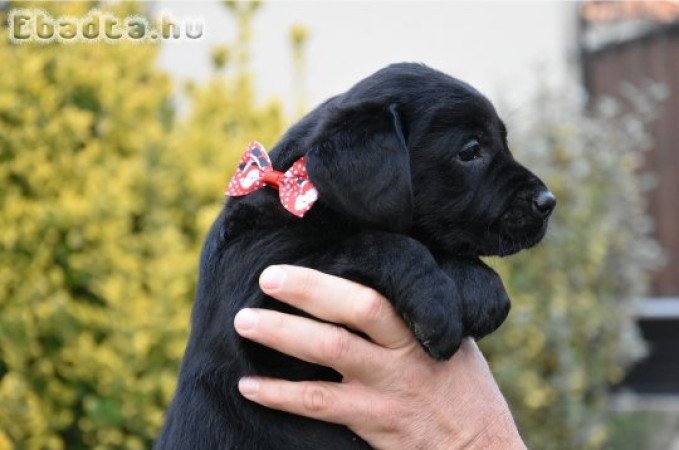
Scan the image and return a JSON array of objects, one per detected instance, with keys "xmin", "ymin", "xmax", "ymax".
[{"xmin": 226, "ymin": 141, "xmax": 318, "ymax": 217}]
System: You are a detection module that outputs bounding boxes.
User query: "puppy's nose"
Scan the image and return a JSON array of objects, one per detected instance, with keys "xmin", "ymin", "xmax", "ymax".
[{"xmin": 532, "ymin": 189, "xmax": 556, "ymax": 217}]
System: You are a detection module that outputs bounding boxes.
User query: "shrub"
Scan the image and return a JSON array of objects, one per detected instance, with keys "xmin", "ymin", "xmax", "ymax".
[
  {"xmin": 482, "ymin": 83, "xmax": 664, "ymax": 450},
  {"xmin": 0, "ymin": 2, "xmax": 283, "ymax": 448}
]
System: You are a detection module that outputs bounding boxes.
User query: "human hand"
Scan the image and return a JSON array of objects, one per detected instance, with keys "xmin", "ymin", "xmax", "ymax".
[{"xmin": 234, "ymin": 265, "xmax": 526, "ymax": 450}]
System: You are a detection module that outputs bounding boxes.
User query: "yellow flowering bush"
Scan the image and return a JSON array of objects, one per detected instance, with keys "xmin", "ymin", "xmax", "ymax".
[{"xmin": 0, "ymin": 2, "xmax": 282, "ymax": 448}]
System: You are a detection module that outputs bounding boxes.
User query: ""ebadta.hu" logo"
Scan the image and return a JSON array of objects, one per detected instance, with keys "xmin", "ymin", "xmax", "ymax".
[{"xmin": 8, "ymin": 9, "xmax": 204, "ymax": 43}]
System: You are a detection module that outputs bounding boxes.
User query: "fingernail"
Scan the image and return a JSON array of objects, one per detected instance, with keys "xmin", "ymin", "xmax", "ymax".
[
  {"xmin": 234, "ymin": 308, "xmax": 258, "ymax": 332},
  {"xmin": 260, "ymin": 265, "xmax": 287, "ymax": 291},
  {"xmin": 239, "ymin": 377, "xmax": 260, "ymax": 396}
]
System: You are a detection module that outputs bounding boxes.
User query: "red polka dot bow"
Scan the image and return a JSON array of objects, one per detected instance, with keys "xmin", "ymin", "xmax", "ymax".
[{"xmin": 226, "ymin": 141, "xmax": 319, "ymax": 218}]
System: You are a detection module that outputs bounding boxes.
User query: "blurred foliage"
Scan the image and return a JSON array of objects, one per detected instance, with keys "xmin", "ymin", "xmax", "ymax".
[
  {"xmin": 482, "ymin": 83, "xmax": 665, "ymax": 449},
  {"xmin": 210, "ymin": 45, "xmax": 231, "ymax": 71},
  {"xmin": 605, "ymin": 411, "xmax": 677, "ymax": 450},
  {"xmin": 289, "ymin": 23, "xmax": 309, "ymax": 117},
  {"xmin": 0, "ymin": 2, "xmax": 183, "ymax": 448},
  {"xmin": 0, "ymin": 1, "xmax": 664, "ymax": 449},
  {"xmin": 0, "ymin": 1, "xmax": 282, "ymax": 448}
]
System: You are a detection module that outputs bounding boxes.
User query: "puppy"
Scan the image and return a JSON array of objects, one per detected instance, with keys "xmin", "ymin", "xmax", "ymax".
[{"xmin": 155, "ymin": 63, "xmax": 555, "ymax": 449}]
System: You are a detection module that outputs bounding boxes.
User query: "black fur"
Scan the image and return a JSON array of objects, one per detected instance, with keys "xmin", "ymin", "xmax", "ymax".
[{"xmin": 155, "ymin": 63, "xmax": 555, "ymax": 449}]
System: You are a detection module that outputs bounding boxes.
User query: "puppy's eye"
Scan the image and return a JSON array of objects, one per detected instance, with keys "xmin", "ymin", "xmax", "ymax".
[{"xmin": 458, "ymin": 139, "xmax": 481, "ymax": 162}]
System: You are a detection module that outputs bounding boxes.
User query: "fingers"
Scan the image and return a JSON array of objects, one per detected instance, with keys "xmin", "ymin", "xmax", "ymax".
[
  {"xmin": 238, "ymin": 377, "xmax": 379, "ymax": 429},
  {"xmin": 259, "ymin": 265, "xmax": 412, "ymax": 350},
  {"xmin": 234, "ymin": 308, "xmax": 388, "ymax": 380}
]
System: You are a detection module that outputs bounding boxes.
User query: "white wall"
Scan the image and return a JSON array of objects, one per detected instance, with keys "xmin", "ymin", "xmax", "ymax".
[{"xmin": 157, "ymin": 1, "xmax": 578, "ymax": 115}]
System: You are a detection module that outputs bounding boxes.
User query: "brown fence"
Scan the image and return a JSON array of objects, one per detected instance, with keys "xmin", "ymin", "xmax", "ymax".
[{"xmin": 582, "ymin": 22, "xmax": 679, "ymax": 297}]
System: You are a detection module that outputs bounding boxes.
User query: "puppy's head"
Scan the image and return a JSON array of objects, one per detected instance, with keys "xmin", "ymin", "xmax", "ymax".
[{"xmin": 304, "ymin": 63, "xmax": 555, "ymax": 257}]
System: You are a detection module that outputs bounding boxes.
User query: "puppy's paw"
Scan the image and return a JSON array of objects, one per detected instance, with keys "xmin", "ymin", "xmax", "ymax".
[
  {"xmin": 413, "ymin": 319, "xmax": 463, "ymax": 361},
  {"xmin": 405, "ymin": 281, "xmax": 463, "ymax": 361},
  {"xmin": 465, "ymin": 289, "xmax": 510, "ymax": 339},
  {"xmin": 438, "ymin": 256, "xmax": 512, "ymax": 341},
  {"xmin": 462, "ymin": 269, "xmax": 511, "ymax": 340}
]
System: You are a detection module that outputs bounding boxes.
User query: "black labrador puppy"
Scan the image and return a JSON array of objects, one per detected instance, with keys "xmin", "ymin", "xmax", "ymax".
[{"xmin": 156, "ymin": 63, "xmax": 555, "ymax": 449}]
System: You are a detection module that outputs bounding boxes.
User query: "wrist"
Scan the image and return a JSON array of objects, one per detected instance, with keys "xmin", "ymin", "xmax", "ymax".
[{"xmin": 462, "ymin": 410, "xmax": 525, "ymax": 450}]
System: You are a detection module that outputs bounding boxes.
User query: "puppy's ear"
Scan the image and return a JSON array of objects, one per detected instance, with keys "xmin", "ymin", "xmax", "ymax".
[{"xmin": 306, "ymin": 103, "xmax": 413, "ymax": 231}]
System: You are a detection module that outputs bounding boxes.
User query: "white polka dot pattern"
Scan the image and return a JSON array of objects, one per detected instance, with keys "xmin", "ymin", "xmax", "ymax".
[{"xmin": 225, "ymin": 141, "xmax": 318, "ymax": 217}]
